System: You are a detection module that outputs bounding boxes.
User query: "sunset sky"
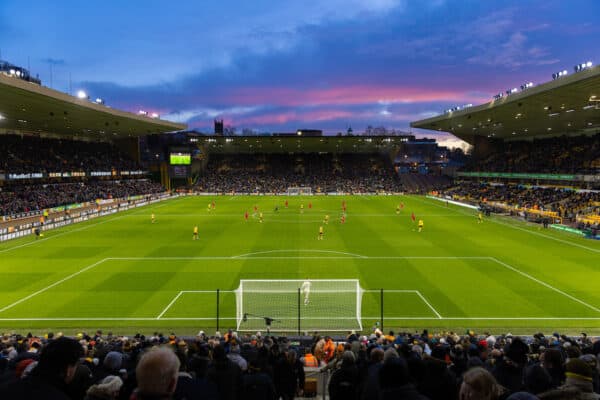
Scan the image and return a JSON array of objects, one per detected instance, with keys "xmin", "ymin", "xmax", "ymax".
[{"xmin": 0, "ymin": 0, "xmax": 597, "ymax": 147}]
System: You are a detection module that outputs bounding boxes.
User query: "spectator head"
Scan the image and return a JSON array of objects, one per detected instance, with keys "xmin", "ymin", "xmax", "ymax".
[
  {"xmin": 341, "ymin": 351, "xmax": 355, "ymax": 366},
  {"xmin": 103, "ymin": 351, "xmax": 122, "ymax": 372},
  {"xmin": 85, "ymin": 375, "xmax": 123, "ymax": 400},
  {"xmin": 459, "ymin": 367, "xmax": 503, "ymax": 400},
  {"xmin": 383, "ymin": 347, "xmax": 399, "ymax": 362},
  {"xmin": 505, "ymin": 337, "xmax": 529, "ymax": 366},
  {"xmin": 524, "ymin": 364, "xmax": 552, "ymax": 394},
  {"xmin": 135, "ymin": 346, "xmax": 180, "ymax": 397},
  {"xmin": 564, "ymin": 358, "xmax": 593, "ymax": 385},
  {"xmin": 540, "ymin": 348, "xmax": 563, "ymax": 369},
  {"xmin": 33, "ymin": 337, "xmax": 83, "ymax": 384},
  {"xmin": 369, "ymin": 347, "xmax": 384, "ymax": 363},
  {"xmin": 379, "ymin": 357, "xmax": 410, "ymax": 389}
]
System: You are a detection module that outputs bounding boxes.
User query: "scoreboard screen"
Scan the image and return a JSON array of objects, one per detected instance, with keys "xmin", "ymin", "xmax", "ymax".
[{"xmin": 169, "ymin": 152, "xmax": 191, "ymax": 165}]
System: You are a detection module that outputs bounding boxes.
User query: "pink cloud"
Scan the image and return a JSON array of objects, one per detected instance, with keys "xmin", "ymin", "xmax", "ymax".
[{"xmin": 227, "ymin": 85, "xmax": 488, "ymax": 107}]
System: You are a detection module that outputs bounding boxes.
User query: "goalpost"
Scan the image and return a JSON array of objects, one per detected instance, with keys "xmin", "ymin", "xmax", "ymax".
[
  {"xmin": 236, "ymin": 279, "xmax": 363, "ymax": 332},
  {"xmin": 287, "ymin": 186, "xmax": 312, "ymax": 195}
]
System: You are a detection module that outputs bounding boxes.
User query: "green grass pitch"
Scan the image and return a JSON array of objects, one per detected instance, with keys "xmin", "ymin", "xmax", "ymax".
[{"xmin": 0, "ymin": 195, "xmax": 598, "ymax": 335}]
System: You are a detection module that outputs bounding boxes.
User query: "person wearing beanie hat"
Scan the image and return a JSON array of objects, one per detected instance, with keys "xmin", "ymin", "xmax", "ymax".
[
  {"xmin": 580, "ymin": 354, "xmax": 600, "ymax": 394},
  {"xmin": 559, "ymin": 358, "xmax": 599, "ymax": 399},
  {"xmin": 93, "ymin": 351, "xmax": 123, "ymax": 383},
  {"xmin": 492, "ymin": 338, "xmax": 529, "ymax": 393},
  {"xmin": 85, "ymin": 375, "xmax": 123, "ymax": 400}
]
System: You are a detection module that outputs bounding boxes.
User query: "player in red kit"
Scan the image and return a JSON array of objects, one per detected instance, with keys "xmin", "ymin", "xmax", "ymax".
[
  {"xmin": 244, "ymin": 211, "xmax": 249, "ymax": 221},
  {"xmin": 341, "ymin": 214, "xmax": 346, "ymax": 224},
  {"xmin": 308, "ymin": 202, "xmax": 312, "ymax": 209},
  {"xmin": 285, "ymin": 200, "xmax": 288, "ymax": 208}
]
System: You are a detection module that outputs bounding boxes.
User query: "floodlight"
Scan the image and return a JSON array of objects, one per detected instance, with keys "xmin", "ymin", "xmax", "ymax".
[
  {"xmin": 586, "ymin": 61, "xmax": 593, "ymax": 67},
  {"xmin": 95, "ymin": 98, "xmax": 104, "ymax": 104},
  {"xmin": 0, "ymin": 114, "xmax": 4, "ymax": 120},
  {"xmin": 9, "ymin": 69, "xmax": 15, "ymax": 75},
  {"xmin": 77, "ymin": 90, "xmax": 87, "ymax": 99},
  {"xmin": 151, "ymin": 112, "xmax": 159, "ymax": 118}
]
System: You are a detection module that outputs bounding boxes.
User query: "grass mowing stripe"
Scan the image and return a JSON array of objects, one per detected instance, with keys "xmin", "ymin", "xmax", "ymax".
[
  {"xmin": 0, "ymin": 258, "xmax": 108, "ymax": 313},
  {"xmin": 419, "ymin": 195, "xmax": 600, "ymax": 254},
  {"xmin": 490, "ymin": 257, "xmax": 600, "ymax": 314}
]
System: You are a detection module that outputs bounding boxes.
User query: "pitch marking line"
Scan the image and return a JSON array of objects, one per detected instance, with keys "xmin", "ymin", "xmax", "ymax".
[
  {"xmin": 232, "ymin": 249, "xmax": 368, "ymax": 259},
  {"xmin": 0, "ymin": 254, "xmax": 596, "ymax": 319},
  {"xmin": 419, "ymin": 195, "xmax": 600, "ymax": 254},
  {"xmin": 416, "ymin": 290, "xmax": 442, "ymax": 319},
  {"xmin": 156, "ymin": 291, "xmax": 184, "ymax": 319},
  {"xmin": 156, "ymin": 290, "xmax": 236, "ymax": 320},
  {"xmin": 0, "ymin": 258, "xmax": 109, "ymax": 314},
  {"xmin": 489, "ymin": 257, "xmax": 600, "ymax": 314},
  {"xmin": 1, "ymin": 317, "xmax": 600, "ymax": 321},
  {"xmin": 363, "ymin": 289, "xmax": 442, "ymax": 319},
  {"xmin": 0, "ymin": 196, "xmax": 179, "ymax": 255}
]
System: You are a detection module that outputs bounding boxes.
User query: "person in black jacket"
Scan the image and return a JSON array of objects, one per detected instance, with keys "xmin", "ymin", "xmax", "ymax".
[
  {"xmin": 207, "ymin": 345, "xmax": 243, "ymax": 400},
  {"xmin": 0, "ymin": 337, "xmax": 83, "ymax": 400},
  {"xmin": 379, "ymin": 357, "xmax": 430, "ymax": 400},
  {"xmin": 242, "ymin": 358, "xmax": 277, "ymax": 400},
  {"xmin": 329, "ymin": 351, "xmax": 360, "ymax": 400},
  {"xmin": 274, "ymin": 350, "xmax": 305, "ymax": 399}
]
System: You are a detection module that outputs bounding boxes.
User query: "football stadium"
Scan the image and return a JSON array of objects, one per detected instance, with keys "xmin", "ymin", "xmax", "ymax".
[{"xmin": 1, "ymin": 2, "xmax": 599, "ymax": 399}]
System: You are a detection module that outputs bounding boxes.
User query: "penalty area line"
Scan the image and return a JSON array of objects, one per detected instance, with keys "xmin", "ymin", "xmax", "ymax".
[
  {"xmin": 0, "ymin": 258, "xmax": 109, "ymax": 314},
  {"xmin": 156, "ymin": 291, "xmax": 184, "ymax": 320},
  {"xmin": 489, "ymin": 257, "xmax": 600, "ymax": 315}
]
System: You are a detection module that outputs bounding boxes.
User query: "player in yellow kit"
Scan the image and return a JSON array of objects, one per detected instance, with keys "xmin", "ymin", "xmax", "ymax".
[
  {"xmin": 324, "ymin": 214, "xmax": 329, "ymax": 225},
  {"xmin": 151, "ymin": 213, "xmax": 155, "ymax": 223},
  {"xmin": 193, "ymin": 226, "xmax": 199, "ymax": 240},
  {"xmin": 318, "ymin": 226, "xmax": 324, "ymax": 240},
  {"xmin": 418, "ymin": 219, "xmax": 424, "ymax": 233},
  {"xmin": 259, "ymin": 212, "xmax": 264, "ymax": 223},
  {"xmin": 478, "ymin": 212, "xmax": 483, "ymax": 224}
]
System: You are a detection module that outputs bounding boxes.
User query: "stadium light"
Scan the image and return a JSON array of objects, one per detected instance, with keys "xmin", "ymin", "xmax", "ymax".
[
  {"xmin": 150, "ymin": 112, "xmax": 159, "ymax": 118},
  {"xmin": 95, "ymin": 98, "xmax": 104, "ymax": 104},
  {"xmin": 138, "ymin": 110, "xmax": 148, "ymax": 116},
  {"xmin": 0, "ymin": 113, "xmax": 4, "ymax": 120},
  {"xmin": 574, "ymin": 62, "xmax": 593, "ymax": 72},
  {"xmin": 76, "ymin": 90, "xmax": 87, "ymax": 99},
  {"xmin": 552, "ymin": 70, "xmax": 568, "ymax": 79}
]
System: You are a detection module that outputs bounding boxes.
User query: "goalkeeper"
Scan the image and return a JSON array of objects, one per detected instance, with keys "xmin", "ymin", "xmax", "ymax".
[{"xmin": 301, "ymin": 280, "xmax": 311, "ymax": 305}]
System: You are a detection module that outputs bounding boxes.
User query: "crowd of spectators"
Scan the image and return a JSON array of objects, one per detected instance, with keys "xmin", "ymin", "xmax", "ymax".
[
  {"xmin": 443, "ymin": 182, "xmax": 600, "ymax": 222},
  {"xmin": 0, "ymin": 180, "xmax": 164, "ymax": 216},
  {"xmin": 0, "ymin": 134, "xmax": 141, "ymax": 174},
  {"xmin": 462, "ymin": 134, "xmax": 600, "ymax": 175},
  {"xmin": 196, "ymin": 154, "xmax": 404, "ymax": 194},
  {"xmin": 1, "ymin": 328, "xmax": 599, "ymax": 399}
]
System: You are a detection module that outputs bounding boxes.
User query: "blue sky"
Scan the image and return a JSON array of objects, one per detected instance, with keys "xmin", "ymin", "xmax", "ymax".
[{"xmin": 0, "ymin": 0, "xmax": 597, "ymax": 147}]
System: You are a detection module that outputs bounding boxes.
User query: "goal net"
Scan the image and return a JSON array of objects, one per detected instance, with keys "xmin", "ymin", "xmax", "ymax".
[
  {"xmin": 287, "ymin": 187, "xmax": 312, "ymax": 195},
  {"xmin": 236, "ymin": 279, "xmax": 363, "ymax": 332}
]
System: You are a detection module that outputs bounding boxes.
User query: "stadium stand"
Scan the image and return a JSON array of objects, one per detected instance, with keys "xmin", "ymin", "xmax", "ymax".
[
  {"xmin": 462, "ymin": 134, "xmax": 599, "ymax": 175},
  {"xmin": 0, "ymin": 180, "xmax": 164, "ymax": 216},
  {"xmin": 0, "ymin": 329, "xmax": 598, "ymax": 399},
  {"xmin": 0, "ymin": 134, "xmax": 141, "ymax": 174},
  {"xmin": 196, "ymin": 153, "xmax": 406, "ymax": 194}
]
